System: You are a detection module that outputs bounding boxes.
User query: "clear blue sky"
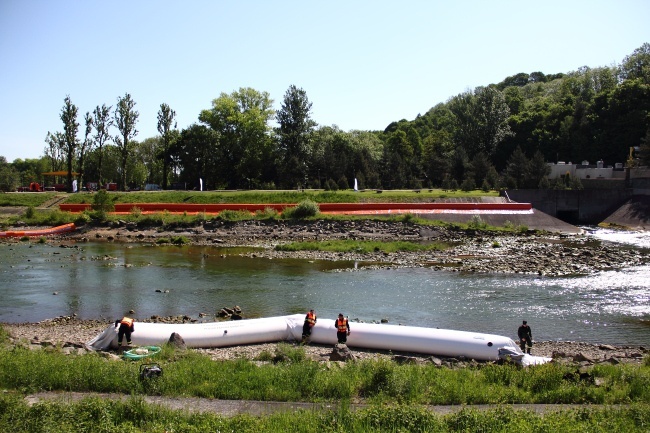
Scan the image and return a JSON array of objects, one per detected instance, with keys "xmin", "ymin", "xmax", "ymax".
[{"xmin": 1, "ymin": 0, "xmax": 648, "ymax": 162}]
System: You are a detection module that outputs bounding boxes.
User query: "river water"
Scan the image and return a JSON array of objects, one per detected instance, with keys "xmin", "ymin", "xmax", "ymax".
[{"xmin": 1, "ymin": 229, "xmax": 649, "ymax": 346}]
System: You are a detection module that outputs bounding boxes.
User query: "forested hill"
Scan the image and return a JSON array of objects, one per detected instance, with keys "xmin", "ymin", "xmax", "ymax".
[
  {"xmin": 2, "ymin": 45, "xmax": 648, "ymax": 194},
  {"xmin": 381, "ymin": 43, "xmax": 649, "ymax": 187}
]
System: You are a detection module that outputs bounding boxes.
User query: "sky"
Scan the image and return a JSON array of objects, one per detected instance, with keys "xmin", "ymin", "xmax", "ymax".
[{"xmin": 1, "ymin": 1, "xmax": 649, "ymax": 163}]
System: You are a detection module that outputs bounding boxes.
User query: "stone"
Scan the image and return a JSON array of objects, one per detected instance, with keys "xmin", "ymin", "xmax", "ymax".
[
  {"xmin": 329, "ymin": 344, "xmax": 355, "ymax": 362},
  {"xmin": 168, "ymin": 332, "xmax": 186, "ymax": 350}
]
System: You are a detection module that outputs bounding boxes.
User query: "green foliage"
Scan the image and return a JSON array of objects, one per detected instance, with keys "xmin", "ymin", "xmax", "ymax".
[
  {"xmin": 171, "ymin": 235, "xmax": 189, "ymax": 245},
  {"xmin": 23, "ymin": 206, "xmax": 35, "ymax": 219},
  {"xmin": 468, "ymin": 215, "xmax": 488, "ymax": 229},
  {"xmin": 282, "ymin": 199, "xmax": 319, "ymax": 219},
  {"xmin": 90, "ymin": 189, "xmax": 115, "ymax": 220}
]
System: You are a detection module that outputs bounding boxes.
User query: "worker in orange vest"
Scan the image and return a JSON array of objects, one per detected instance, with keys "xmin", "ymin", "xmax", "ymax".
[
  {"xmin": 335, "ymin": 313, "xmax": 351, "ymax": 344},
  {"xmin": 301, "ymin": 309, "xmax": 317, "ymax": 343},
  {"xmin": 114, "ymin": 316, "xmax": 135, "ymax": 347}
]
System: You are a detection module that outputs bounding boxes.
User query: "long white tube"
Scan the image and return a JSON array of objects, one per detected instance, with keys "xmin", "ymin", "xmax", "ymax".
[{"xmin": 87, "ymin": 314, "xmax": 520, "ymax": 361}]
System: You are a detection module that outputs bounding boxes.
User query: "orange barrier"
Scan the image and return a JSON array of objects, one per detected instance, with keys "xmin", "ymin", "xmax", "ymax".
[
  {"xmin": 59, "ymin": 202, "xmax": 532, "ymax": 214},
  {"xmin": 0, "ymin": 223, "xmax": 77, "ymax": 238}
]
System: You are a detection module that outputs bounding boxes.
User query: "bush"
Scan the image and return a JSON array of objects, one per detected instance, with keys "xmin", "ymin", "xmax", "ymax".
[
  {"xmin": 282, "ymin": 199, "xmax": 319, "ymax": 219},
  {"xmin": 24, "ymin": 206, "xmax": 35, "ymax": 219},
  {"xmin": 91, "ymin": 190, "xmax": 114, "ymax": 220}
]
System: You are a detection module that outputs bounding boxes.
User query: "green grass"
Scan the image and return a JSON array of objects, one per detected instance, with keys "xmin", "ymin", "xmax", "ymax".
[
  {"xmin": 275, "ymin": 239, "xmax": 449, "ymax": 254},
  {"xmin": 0, "ymin": 192, "xmax": 60, "ymax": 207},
  {"xmin": 1, "ymin": 338, "xmax": 649, "ymax": 405},
  {"xmin": 57, "ymin": 189, "xmax": 498, "ymax": 205},
  {"xmin": 0, "ymin": 395, "xmax": 648, "ymax": 433},
  {"xmin": 1, "ymin": 331, "xmax": 650, "ymax": 431}
]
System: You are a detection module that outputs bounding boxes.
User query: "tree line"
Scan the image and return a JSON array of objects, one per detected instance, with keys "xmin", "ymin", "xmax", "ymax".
[{"xmin": 1, "ymin": 44, "xmax": 649, "ymax": 193}]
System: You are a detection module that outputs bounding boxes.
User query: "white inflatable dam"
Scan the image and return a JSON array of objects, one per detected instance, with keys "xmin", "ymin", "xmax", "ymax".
[{"xmin": 85, "ymin": 314, "xmax": 543, "ymax": 362}]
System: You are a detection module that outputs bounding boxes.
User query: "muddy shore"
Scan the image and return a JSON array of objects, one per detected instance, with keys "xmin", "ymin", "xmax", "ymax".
[{"xmin": 2, "ymin": 219, "xmax": 649, "ymax": 365}]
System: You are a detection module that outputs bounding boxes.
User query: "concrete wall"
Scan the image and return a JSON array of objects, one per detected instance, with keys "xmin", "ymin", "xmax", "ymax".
[{"xmin": 504, "ymin": 189, "xmax": 634, "ymax": 224}]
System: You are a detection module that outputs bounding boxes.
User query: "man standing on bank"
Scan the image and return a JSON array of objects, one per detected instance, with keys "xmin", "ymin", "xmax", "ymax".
[
  {"xmin": 335, "ymin": 313, "xmax": 351, "ymax": 344},
  {"xmin": 518, "ymin": 320, "xmax": 533, "ymax": 354},
  {"xmin": 302, "ymin": 309, "xmax": 317, "ymax": 343},
  {"xmin": 114, "ymin": 316, "xmax": 135, "ymax": 347}
]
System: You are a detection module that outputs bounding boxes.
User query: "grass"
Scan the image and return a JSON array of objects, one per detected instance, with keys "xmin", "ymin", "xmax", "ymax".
[
  {"xmin": 1, "ymin": 329, "xmax": 649, "ymax": 431},
  {"xmin": 275, "ymin": 239, "xmax": 449, "ymax": 254},
  {"xmin": 50, "ymin": 189, "xmax": 499, "ymax": 205},
  {"xmin": 0, "ymin": 192, "xmax": 59, "ymax": 207},
  {"xmin": 1, "ymin": 337, "xmax": 649, "ymax": 405},
  {"xmin": 0, "ymin": 395, "xmax": 648, "ymax": 432}
]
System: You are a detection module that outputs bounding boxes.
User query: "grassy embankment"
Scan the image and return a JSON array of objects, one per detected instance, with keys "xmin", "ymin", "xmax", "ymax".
[
  {"xmin": 0, "ymin": 330, "xmax": 649, "ymax": 431},
  {"xmin": 1, "ymin": 190, "xmax": 526, "ymax": 242}
]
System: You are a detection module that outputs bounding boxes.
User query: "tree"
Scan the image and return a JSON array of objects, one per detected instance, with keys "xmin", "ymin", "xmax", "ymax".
[
  {"xmin": 171, "ymin": 124, "xmax": 220, "ymax": 189},
  {"xmin": 157, "ymin": 103, "xmax": 177, "ymax": 190},
  {"xmin": 199, "ymin": 88, "xmax": 274, "ymax": 189},
  {"xmin": 276, "ymin": 85, "xmax": 316, "ymax": 188},
  {"xmin": 114, "ymin": 93, "xmax": 139, "ymax": 191},
  {"xmin": 60, "ymin": 95, "xmax": 79, "ymax": 192},
  {"xmin": 619, "ymin": 42, "xmax": 650, "ymax": 84},
  {"xmin": 44, "ymin": 131, "xmax": 65, "ymax": 172},
  {"xmin": 77, "ymin": 112, "xmax": 93, "ymax": 190},
  {"xmin": 0, "ymin": 156, "xmax": 20, "ymax": 192},
  {"xmin": 448, "ymin": 86, "xmax": 513, "ymax": 158},
  {"xmin": 92, "ymin": 104, "xmax": 113, "ymax": 186},
  {"xmin": 504, "ymin": 146, "xmax": 529, "ymax": 189}
]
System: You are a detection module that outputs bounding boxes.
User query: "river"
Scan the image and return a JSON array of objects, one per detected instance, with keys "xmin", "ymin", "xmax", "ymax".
[{"xmin": 1, "ymin": 228, "xmax": 649, "ymax": 346}]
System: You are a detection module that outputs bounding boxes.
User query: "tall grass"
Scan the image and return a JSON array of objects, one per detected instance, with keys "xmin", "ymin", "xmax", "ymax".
[{"xmin": 0, "ymin": 342, "xmax": 649, "ymax": 405}]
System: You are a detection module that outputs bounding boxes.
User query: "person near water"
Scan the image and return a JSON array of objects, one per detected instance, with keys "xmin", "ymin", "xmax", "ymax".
[
  {"xmin": 518, "ymin": 320, "xmax": 533, "ymax": 354},
  {"xmin": 335, "ymin": 313, "xmax": 351, "ymax": 344},
  {"xmin": 114, "ymin": 316, "xmax": 135, "ymax": 347},
  {"xmin": 301, "ymin": 309, "xmax": 317, "ymax": 343}
]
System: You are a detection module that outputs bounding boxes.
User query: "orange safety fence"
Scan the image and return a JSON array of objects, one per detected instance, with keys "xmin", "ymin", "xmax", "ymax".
[
  {"xmin": 0, "ymin": 223, "xmax": 77, "ymax": 238},
  {"xmin": 59, "ymin": 202, "xmax": 532, "ymax": 215}
]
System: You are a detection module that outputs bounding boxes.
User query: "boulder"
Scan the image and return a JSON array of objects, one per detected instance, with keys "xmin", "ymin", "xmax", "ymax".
[
  {"xmin": 329, "ymin": 344, "xmax": 356, "ymax": 362},
  {"xmin": 168, "ymin": 332, "xmax": 186, "ymax": 350}
]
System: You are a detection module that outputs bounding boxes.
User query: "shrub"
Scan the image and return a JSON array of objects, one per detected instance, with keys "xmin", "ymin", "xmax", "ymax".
[
  {"xmin": 283, "ymin": 199, "xmax": 319, "ymax": 219},
  {"xmin": 91, "ymin": 190, "xmax": 114, "ymax": 220},
  {"xmin": 24, "ymin": 206, "xmax": 35, "ymax": 219},
  {"xmin": 468, "ymin": 215, "xmax": 487, "ymax": 229}
]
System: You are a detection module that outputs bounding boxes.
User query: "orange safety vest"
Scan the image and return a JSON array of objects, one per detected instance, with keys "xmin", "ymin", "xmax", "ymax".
[
  {"xmin": 305, "ymin": 311, "xmax": 316, "ymax": 325},
  {"xmin": 336, "ymin": 318, "xmax": 348, "ymax": 332},
  {"xmin": 120, "ymin": 317, "xmax": 134, "ymax": 327}
]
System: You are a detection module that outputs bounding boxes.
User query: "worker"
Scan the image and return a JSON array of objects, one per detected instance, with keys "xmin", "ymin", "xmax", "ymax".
[
  {"xmin": 302, "ymin": 309, "xmax": 317, "ymax": 343},
  {"xmin": 114, "ymin": 316, "xmax": 135, "ymax": 347},
  {"xmin": 517, "ymin": 320, "xmax": 533, "ymax": 354},
  {"xmin": 335, "ymin": 313, "xmax": 351, "ymax": 344}
]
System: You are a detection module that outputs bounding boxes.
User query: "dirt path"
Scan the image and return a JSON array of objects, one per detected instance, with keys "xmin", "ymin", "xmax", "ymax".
[{"xmin": 21, "ymin": 391, "xmax": 597, "ymax": 416}]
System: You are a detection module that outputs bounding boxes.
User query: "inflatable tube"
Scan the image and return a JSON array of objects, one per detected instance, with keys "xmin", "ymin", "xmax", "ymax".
[
  {"xmin": 0, "ymin": 223, "xmax": 76, "ymax": 238},
  {"xmin": 86, "ymin": 314, "xmax": 537, "ymax": 362}
]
